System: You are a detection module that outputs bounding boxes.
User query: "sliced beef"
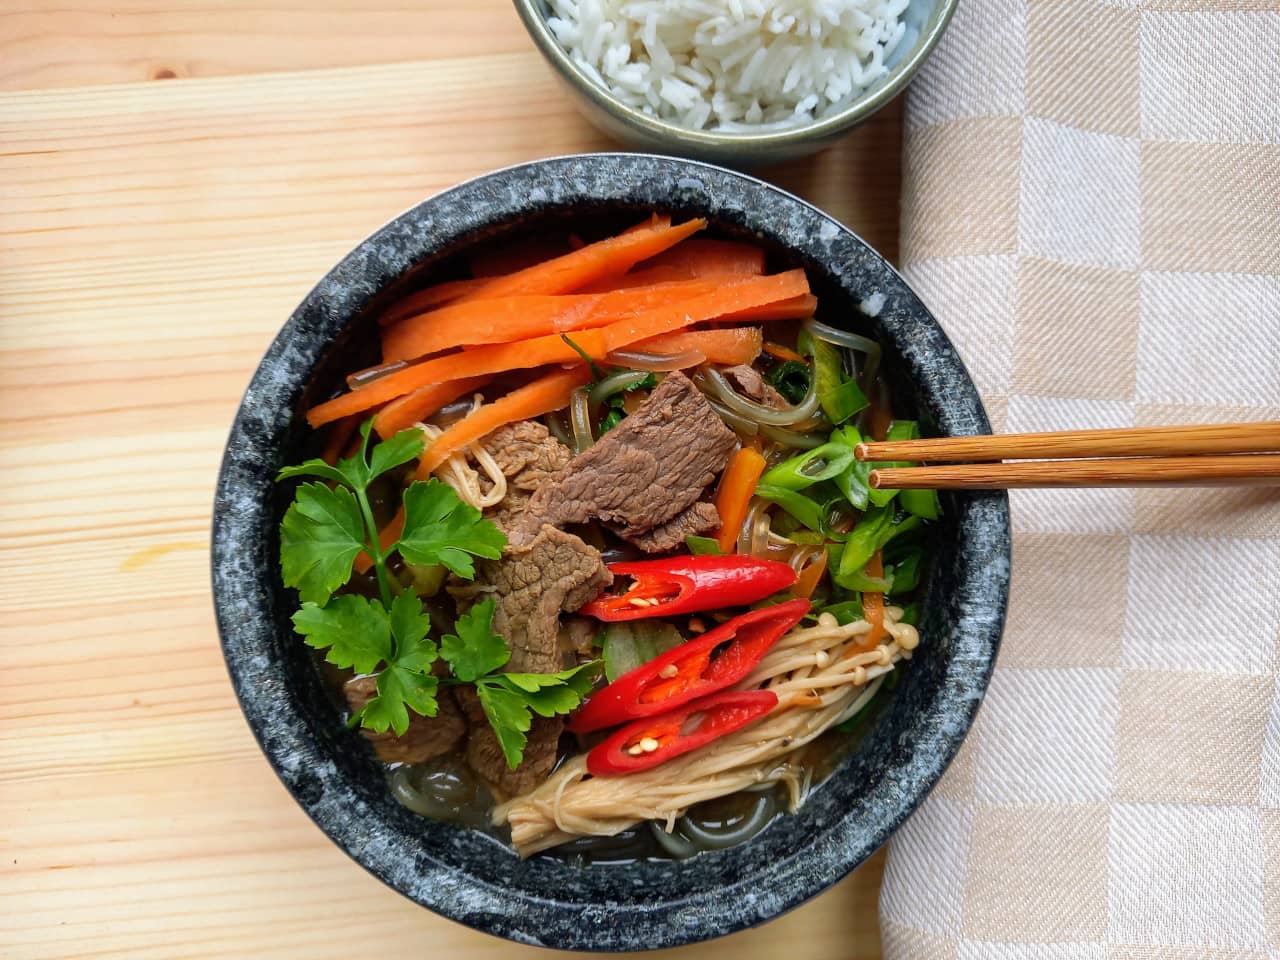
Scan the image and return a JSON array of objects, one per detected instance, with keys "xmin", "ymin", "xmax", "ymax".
[
  {"xmin": 480, "ymin": 420, "xmax": 570, "ymax": 533},
  {"xmin": 450, "ymin": 524, "xmax": 611, "ymax": 795},
  {"xmin": 724, "ymin": 364, "xmax": 788, "ymax": 410},
  {"xmin": 454, "ymin": 687, "xmax": 562, "ymax": 798},
  {"xmin": 627, "ymin": 500, "xmax": 721, "ymax": 553},
  {"xmin": 452, "ymin": 523, "xmax": 611, "ymax": 673},
  {"xmin": 343, "ymin": 675, "xmax": 466, "ymax": 765},
  {"xmin": 516, "ymin": 371, "xmax": 736, "ymax": 547}
]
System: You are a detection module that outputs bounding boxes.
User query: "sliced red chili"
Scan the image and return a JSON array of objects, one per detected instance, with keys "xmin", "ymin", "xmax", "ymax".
[
  {"xmin": 569, "ymin": 597, "xmax": 809, "ymax": 733},
  {"xmin": 579, "ymin": 555, "xmax": 797, "ymax": 622},
  {"xmin": 586, "ymin": 689, "xmax": 779, "ymax": 776}
]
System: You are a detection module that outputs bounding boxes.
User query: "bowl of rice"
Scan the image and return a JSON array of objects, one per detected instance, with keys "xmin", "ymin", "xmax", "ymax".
[{"xmin": 515, "ymin": 0, "xmax": 956, "ymax": 166}]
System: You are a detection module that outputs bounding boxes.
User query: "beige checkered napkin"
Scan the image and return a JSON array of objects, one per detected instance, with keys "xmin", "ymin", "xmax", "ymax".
[{"xmin": 880, "ymin": 0, "xmax": 1280, "ymax": 956}]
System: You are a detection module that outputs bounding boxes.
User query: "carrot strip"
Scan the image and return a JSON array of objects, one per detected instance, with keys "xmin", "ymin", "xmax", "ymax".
[
  {"xmin": 377, "ymin": 279, "xmax": 482, "ymax": 326},
  {"xmin": 860, "ymin": 551, "xmax": 887, "ymax": 651},
  {"xmin": 600, "ymin": 270, "xmax": 810, "ymax": 353},
  {"xmin": 793, "ymin": 550, "xmax": 828, "ymax": 599},
  {"xmin": 415, "ymin": 366, "xmax": 591, "ymax": 478},
  {"xmin": 382, "ymin": 278, "xmax": 722, "ymax": 363},
  {"xmin": 576, "ymin": 265, "xmax": 699, "ymax": 292},
  {"xmin": 304, "ymin": 328, "xmax": 607, "ymax": 428},
  {"xmin": 640, "ymin": 237, "xmax": 766, "ymax": 278},
  {"xmin": 763, "ymin": 341, "xmax": 806, "ymax": 363},
  {"xmin": 713, "ymin": 447, "xmax": 768, "ymax": 553},
  {"xmin": 716, "ymin": 293, "xmax": 818, "ymax": 324},
  {"xmin": 315, "ymin": 272, "xmax": 806, "ymax": 428},
  {"xmin": 372, "ymin": 374, "xmax": 493, "ymax": 439},
  {"xmin": 453, "ymin": 217, "xmax": 705, "ymax": 303},
  {"xmin": 635, "ymin": 327, "xmax": 763, "ymax": 366}
]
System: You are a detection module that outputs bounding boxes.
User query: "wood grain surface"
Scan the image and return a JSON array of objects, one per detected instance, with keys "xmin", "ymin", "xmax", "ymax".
[{"xmin": 0, "ymin": 3, "xmax": 903, "ymax": 957}]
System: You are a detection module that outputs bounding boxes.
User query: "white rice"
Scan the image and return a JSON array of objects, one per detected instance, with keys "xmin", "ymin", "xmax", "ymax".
[{"xmin": 545, "ymin": 0, "xmax": 911, "ymax": 132}]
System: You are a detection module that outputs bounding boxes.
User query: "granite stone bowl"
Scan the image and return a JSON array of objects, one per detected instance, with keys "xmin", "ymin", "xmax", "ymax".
[{"xmin": 212, "ymin": 154, "xmax": 1009, "ymax": 951}]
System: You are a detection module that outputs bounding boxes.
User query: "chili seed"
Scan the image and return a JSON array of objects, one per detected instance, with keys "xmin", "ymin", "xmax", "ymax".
[
  {"xmin": 688, "ymin": 617, "xmax": 706, "ymax": 633},
  {"xmin": 639, "ymin": 737, "xmax": 660, "ymax": 753},
  {"xmin": 627, "ymin": 744, "xmax": 645, "ymax": 756},
  {"xmin": 658, "ymin": 663, "xmax": 679, "ymax": 679}
]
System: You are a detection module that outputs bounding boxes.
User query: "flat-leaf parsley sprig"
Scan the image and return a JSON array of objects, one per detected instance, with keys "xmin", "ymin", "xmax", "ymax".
[{"xmin": 277, "ymin": 421, "xmax": 598, "ymax": 766}]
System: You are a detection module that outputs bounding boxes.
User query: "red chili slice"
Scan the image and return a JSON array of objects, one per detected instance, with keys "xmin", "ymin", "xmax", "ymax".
[
  {"xmin": 579, "ymin": 555, "xmax": 797, "ymax": 622},
  {"xmin": 569, "ymin": 597, "xmax": 809, "ymax": 733},
  {"xmin": 586, "ymin": 689, "xmax": 779, "ymax": 776}
]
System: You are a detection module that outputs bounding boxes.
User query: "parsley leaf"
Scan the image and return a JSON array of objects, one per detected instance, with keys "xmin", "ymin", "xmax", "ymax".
[
  {"xmin": 398, "ymin": 478, "xmax": 506, "ymax": 578},
  {"xmin": 473, "ymin": 662, "xmax": 601, "ymax": 767},
  {"xmin": 361, "ymin": 668, "xmax": 439, "ymax": 736},
  {"xmin": 368, "ymin": 428, "xmax": 425, "ymax": 482},
  {"xmin": 474, "ymin": 682, "xmax": 533, "ymax": 770},
  {"xmin": 278, "ymin": 421, "xmax": 382, "ymax": 490},
  {"xmin": 292, "ymin": 594, "xmax": 390, "ymax": 675},
  {"xmin": 277, "ymin": 458, "xmax": 353, "ymax": 487},
  {"xmin": 279, "ymin": 482, "xmax": 366, "ymax": 604},
  {"xmin": 278, "ymin": 421, "xmax": 600, "ymax": 757},
  {"xmin": 356, "ymin": 592, "xmax": 440, "ymax": 736},
  {"xmin": 388, "ymin": 591, "xmax": 437, "ymax": 669},
  {"xmin": 501, "ymin": 662, "xmax": 601, "ymax": 717},
  {"xmin": 281, "ymin": 420, "xmax": 421, "ymax": 492},
  {"xmin": 440, "ymin": 597, "xmax": 509, "ymax": 682}
]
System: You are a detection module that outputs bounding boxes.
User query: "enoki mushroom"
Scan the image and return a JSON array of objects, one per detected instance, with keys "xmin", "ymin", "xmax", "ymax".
[
  {"xmin": 414, "ymin": 396, "xmax": 507, "ymax": 509},
  {"xmin": 494, "ymin": 608, "xmax": 919, "ymax": 856}
]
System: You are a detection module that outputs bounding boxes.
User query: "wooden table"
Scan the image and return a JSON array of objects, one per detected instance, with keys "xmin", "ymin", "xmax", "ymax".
[{"xmin": 0, "ymin": 4, "xmax": 902, "ymax": 957}]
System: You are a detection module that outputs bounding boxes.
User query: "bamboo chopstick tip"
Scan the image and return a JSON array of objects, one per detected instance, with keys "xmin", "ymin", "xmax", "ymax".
[
  {"xmin": 853, "ymin": 442, "xmax": 872, "ymax": 461},
  {"xmin": 867, "ymin": 469, "xmax": 885, "ymax": 489}
]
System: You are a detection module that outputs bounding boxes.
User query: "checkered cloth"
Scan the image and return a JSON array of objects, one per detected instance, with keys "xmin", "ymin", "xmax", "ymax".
[{"xmin": 879, "ymin": 1, "xmax": 1280, "ymax": 956}]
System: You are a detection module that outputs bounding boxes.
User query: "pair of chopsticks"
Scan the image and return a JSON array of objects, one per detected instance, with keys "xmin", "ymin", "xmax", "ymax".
[{"xmin": 856, "ymin": 422, "xmax": 1280, "ymax": 490}]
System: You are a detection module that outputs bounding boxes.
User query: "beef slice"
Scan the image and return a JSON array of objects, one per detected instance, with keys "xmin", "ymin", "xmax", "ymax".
[{"xmin": 516, "ymin": 371, "xmax": 735, "ymax": 546}]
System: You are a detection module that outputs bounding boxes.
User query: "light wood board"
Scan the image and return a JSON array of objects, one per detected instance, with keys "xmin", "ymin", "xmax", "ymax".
[{"xmin": 0, "ymin": 3, "xmax": 903, "ymax": 957}]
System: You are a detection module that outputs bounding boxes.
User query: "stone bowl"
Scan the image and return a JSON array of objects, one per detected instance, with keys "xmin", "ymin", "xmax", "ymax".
[{"xmin": 212, "ymin": 154, "xmax": 1009, "ymax": 951}]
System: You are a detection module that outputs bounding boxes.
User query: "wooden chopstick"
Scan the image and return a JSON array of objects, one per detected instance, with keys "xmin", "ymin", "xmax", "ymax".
[
  {"xmin": 870, "ymin": 454, "xmax": 1280, "ymax": 490},
  {"xmin": 856, "ymin": 422, "xmax": 1280, "ymax": 463}
]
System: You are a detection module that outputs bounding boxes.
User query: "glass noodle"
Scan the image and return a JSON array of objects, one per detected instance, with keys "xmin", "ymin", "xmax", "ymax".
[
  {"xmin": 606, "ymin": 348, "xmax": 707, "ymax": 372},
  {"xmin": 696, "ymin": 365, "xmax": 820, "ymax": 426},
  {"xmin": 705, "ymin": 397, "xmax": 759, "ymax": 437},
  {"xmin": 569, "ymin": 387, "xmax": 594, "ymax": 453},
  {"xmin": 803, "ymin": 317, "xmax": 881, "ymax": 387},
  {"xmin": 759, "ymin": 422, "xmax": 825, "ymax": 450},
  {"xmin": 587, "ymin": 369, "xmax": 652, "ymax": 408}
]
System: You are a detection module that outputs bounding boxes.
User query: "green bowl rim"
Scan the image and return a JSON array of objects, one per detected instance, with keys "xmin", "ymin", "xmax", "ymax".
[{"xmin": 513, "ymin": 0, "xmax": 958, "ymax": 148}]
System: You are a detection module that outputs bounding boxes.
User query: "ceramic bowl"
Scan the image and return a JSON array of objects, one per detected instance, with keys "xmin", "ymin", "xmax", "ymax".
[
  {"xmin": 212, "ymin": 153, "xmax": 1009, "ymax": 951},
  {"xmin": 513, "ymin": 0, "xmax": 957, "ymax": 166}
]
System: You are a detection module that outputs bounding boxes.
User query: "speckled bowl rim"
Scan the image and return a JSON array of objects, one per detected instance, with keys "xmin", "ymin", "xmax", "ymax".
[
  {"xmin": 212, "ymin": 154, "xmax": 1009, "ymax": 951},
  {"xmin": 513, "ymin": 0, "xmax": 958, "ymax": 150}
]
